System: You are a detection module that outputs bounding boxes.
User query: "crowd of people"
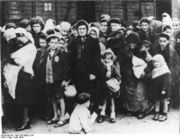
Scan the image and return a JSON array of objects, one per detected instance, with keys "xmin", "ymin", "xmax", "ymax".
[{"xmin": 1, "ymin": 12, "xmax": 180, "ymax": 134}]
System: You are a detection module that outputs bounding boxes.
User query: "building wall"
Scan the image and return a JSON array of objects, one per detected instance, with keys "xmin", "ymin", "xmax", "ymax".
[
  {"xmin": 171, "ymin": 0, "xmax": 180, "ymax": 19},
  {"xmin": 1, "ymin": 0, "xmax": 179, "ymax": 27}
]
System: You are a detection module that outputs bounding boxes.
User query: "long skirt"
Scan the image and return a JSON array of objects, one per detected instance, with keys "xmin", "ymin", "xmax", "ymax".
[{"xmin": 15, "ymin": 70, "xmax": 33, "ymax": 106}]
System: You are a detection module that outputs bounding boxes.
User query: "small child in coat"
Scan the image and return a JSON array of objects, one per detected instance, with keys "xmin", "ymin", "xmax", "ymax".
[
  {"xmin": 97, "ymin": 49, "xmax": 121, "ymax": 123},
  {"xmin": 151, "ymin": 54, "xmax": 171, "ymax": 122},
  {"xmin": 68, "ymin": 93, "xmax": 97, "ymax": 134}
]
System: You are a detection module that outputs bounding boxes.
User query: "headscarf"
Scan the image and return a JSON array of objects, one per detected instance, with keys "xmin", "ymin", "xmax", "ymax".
[
  {"xmin": 152, "ymin": 54, "xmax": 170, "ymax": 79},
  {"xmin": 88, "ymin": 27, "xmax": 100, "ymax": 38},
  {"xmin": 15, "ymin": 27, "xmax": 34, "ymax": 44}
]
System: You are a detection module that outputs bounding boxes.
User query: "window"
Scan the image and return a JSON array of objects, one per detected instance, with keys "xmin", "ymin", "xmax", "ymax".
[{"xmin": 44, "ymin": 2, "xmax": 52, "ymax": 11}]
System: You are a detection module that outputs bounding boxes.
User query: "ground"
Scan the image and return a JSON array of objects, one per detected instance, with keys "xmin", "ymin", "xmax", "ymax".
[{"xmin": 2, "ymin": 109, "xmax": 180, "ymax": 134}]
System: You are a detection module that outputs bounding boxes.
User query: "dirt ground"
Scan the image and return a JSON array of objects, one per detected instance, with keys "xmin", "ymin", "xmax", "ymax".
[{"xmin": 2, "ymin": 109, "xmax": 180, "ymax": 134}]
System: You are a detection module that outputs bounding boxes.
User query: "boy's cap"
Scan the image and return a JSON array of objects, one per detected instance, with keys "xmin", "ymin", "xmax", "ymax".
[
  {"xmin": 77, "ymin": 92, "xmax": 91, "ymax": 104},
  {"xmin": 46, "ymin": 33, "xmax": 60, "ymax": 42},
  {"xmin": 109, "ymin": 18, "xmax": 121, "ymax": 25},
  {"xmin": 159, "ymin": 33, "xmax": 170, "ymax": 40}
]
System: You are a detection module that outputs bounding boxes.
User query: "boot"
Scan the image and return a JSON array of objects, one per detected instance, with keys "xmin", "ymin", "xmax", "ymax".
[{"xmin": 16, "ymin": 107, "xmax": 30, "ymax": 131}]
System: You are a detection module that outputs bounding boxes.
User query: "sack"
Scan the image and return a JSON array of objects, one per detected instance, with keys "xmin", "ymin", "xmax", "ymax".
[
  {"xmin": 64, "ymin": 84, "xmax": 77, "ymax": 97},
  {"xmin": 106, "ymin": 78, "xmax": 120, "ymax": 93}
]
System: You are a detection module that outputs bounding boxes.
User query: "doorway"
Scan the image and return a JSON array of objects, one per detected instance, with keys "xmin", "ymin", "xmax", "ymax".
[{"xmin": 77, "ymin": 1, "xmax": 95, "ymax": 23}]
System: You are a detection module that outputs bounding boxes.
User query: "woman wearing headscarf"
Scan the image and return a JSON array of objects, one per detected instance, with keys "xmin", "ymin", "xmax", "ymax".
[
  {"xmin": 3, "ymin": 28, "xmax": 37, "ymax": 131},
  {"xmin": 123, "ymin": 32, "xmax": 153, "ymax": 119}
]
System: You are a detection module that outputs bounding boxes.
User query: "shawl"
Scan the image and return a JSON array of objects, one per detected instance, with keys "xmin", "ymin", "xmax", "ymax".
[{"xmin": 152, "ymin": 54, "xmax": 170, "ymax": 79}]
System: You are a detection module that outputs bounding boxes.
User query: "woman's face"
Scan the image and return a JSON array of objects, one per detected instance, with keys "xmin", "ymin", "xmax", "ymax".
[
  {"xmin": 32, "ymin": 23, "xmax": 41, "ymax": 34},
  {"xmin": 100, "ymin": 21, "xmax": 108, "ymax": 33},
  {"xmin": 141, "ymin": 22, "xmax": 149, "ymax": 32},
  {"xmin": 128, "ymin": 42, "xmax": 137, "ymax": 50},
  {"xmin": 159, "ymin": 37, "xmax": 169, "ymax": 50},
  {"xmin": 78, "ymin": 25, "xmax": 87, "ymax": 37}
]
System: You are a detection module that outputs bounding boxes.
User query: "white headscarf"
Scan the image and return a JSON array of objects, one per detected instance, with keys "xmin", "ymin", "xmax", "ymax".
[
  {"xmin": 152, "ymin": 54, "xmax": 170, "ymax": 79},
  {"xmin": 15, "ymin": 27, "xmax": 34, "ymax": 44},
  {"xmin": 162, "ymin": 12, "xmax": 173, "ymax": 29}
]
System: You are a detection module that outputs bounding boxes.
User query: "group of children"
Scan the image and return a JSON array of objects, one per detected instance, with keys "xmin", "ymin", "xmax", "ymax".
[{"xmin": 1, "ymin": 12, "xmax": 180, "ymax": 134}]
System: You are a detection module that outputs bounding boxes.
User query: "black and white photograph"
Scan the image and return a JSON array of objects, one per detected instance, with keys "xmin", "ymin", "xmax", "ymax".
[{"xmin": 0, "ymin": 0, "xmax": 180, "ymax": 137}]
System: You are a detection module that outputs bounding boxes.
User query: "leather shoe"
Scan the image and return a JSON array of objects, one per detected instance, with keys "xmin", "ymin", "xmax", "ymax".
[
  {"xmin": 152, "ymin": 113, "xmax": 159, "ymax": 121},
  {"xmin": 137, "ymin": 113, "xmax": 146, "ymax": 119},
  {"xmin": 97, "ymin": 115, "xmax": 105, "ymax": 123},
  {"xmin": 109, "ymin": 118, "xmax": 116, "ymax": 123},
  {"xmin": 16, "ymin": 120, "xmax": 30, "ymax": 131},
  {"xmin": 159, "ymin": 113, "xmax": 167, "ymax": 122}
]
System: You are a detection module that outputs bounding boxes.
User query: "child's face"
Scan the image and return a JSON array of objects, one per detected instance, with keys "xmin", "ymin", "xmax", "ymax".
[
  {"xmin": 58, "ymin": 40, "xmax": 65, "ymax": 51},
  {"xmin": 48, "ymin": 38, "xmax": 59, "ymax": 50},
  {"xmin": 39, "ymin": 38, "xmax": 47, "ymax": 48},
  {"xmin": 159, "ymin": 37, "xmax": 169, "ymax": 50},
  {"xmin": 104, "ymin": 54, "xmax": 113, "ymax": 64},
  {"xmin": 89, "ymin": 30, "xmax": 97, "ymax": 39},
  {"xmin": 153, "ymin": 60, "xmax": 161, "ymax": 68},
  {"xmin": 141, "ymin": 22, "xmax": 149, "ymax": 32},
  {"xmin": 111, "ymin": 23, "xmax": 121, "ymax": 32}
]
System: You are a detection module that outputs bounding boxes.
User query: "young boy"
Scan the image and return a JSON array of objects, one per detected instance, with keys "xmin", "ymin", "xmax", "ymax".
[
  {"xmin": 151, "ymin": 54, "xmax": 171, "ymax": 121},
  {"xmin": 69, "ymin": 93, "xmax": 97, "ymax": 134},
  {"xmin": 42, "ymin": 34, "xmax": 69, "ymax": 125}
]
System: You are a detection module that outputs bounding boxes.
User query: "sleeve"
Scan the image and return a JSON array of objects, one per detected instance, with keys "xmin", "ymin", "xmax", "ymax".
[{"xmin": 89, "ymin": 38, "xmax": 101, "ymax": 77}]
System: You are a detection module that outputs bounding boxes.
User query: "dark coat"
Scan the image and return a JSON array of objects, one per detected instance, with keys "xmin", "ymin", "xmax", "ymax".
[
  {"xmin": 174, "ymin": 31, "xmax": 180, "ymax": 57},
  {"xmin": 33, "ymin": 48, "xmax": 70, "ymax": 85},
  {"xmin": 32, "ymin": 32, "xmax": 45, "ymax": 49},
  {"xmin": 138, "ymin": 29, "xmax": 157, "ymax": 44},
  {"xmin": 107, "ymin": 29, "xmax": 126, "ymax": 62},
  {"xmin": 69, "ymin": 35, "xmax": 101, "ymax": 94},
  {"xmin": 101, "ymin": 63, "xmax": 121, "ymax": 98}
]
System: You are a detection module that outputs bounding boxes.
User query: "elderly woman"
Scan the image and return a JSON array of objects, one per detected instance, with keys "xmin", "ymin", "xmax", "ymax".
[
  {"xmin": 123, "ymin": 32, "xmax": 153, "ymax": 119},
  {"xmin": 3, "ymin": 28, "xmax": 37, "ymax": 131}
]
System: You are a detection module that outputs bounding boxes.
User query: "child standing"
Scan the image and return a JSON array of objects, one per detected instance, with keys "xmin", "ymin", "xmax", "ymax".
[
  {"xmin": 68, "ymin": 93, "xmax": 97, "ymax": 134},
  {"xmin": 42, "ymin": 34, "xmax": 69, "ymax": 125},
  {"xmin": 97, "ymin": 49, "xmax": 121, "ymax": 123},
  {"xmin": 152, "ymin": 54, "xmax": 171, "ymax": 122}
]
